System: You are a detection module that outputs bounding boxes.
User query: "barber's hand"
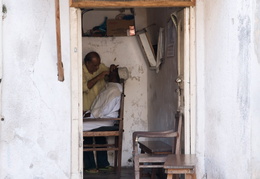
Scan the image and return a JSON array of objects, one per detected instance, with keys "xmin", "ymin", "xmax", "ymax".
[
  {"xmin": 110, "ymin": 64, "xmax": 119, "ymax": 72},
  {"xmin": 100, "ymin": 71, "xmax": 109, "ymax": 78}
]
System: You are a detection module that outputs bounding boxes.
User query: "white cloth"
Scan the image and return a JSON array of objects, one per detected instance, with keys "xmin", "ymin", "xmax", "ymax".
[
  {"xmin": 118, "ymin": 67, "xmax": 129, "ymax": 80},
  {"xmin": 83, "ymin": 82, "xmax": 122, "ymax": 131}
]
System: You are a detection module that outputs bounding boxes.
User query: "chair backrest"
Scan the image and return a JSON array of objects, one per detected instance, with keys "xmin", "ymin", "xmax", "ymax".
[
  {"xmin": 132, "ymin": 111, "xmax": 183, "ymax": 156},
  {"xmin": 117, "ymin": 80, "xmax": 125, "ymax": 125},
  {"xmin": 173, "ymin": 111, "xmax": 182, "ymax": 154}
]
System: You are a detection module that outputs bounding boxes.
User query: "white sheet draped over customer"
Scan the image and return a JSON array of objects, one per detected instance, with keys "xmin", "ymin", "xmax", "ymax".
[{"xmin": 83, "ymin": 82, "xmax": 122, "ymax": 131}]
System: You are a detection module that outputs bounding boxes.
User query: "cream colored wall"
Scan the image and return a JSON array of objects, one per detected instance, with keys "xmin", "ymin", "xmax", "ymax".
[{"xmin": 82, "ymin": 36, "xmax": 148, "ymax": 167}]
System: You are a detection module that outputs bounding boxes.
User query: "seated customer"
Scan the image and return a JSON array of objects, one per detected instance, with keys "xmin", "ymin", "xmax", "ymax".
[{"xmin": 83, "ymin": 66, "xmax": 129, "ymax": 173}]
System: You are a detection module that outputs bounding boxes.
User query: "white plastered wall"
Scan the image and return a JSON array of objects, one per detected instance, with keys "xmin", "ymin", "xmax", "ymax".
[
  {"xmin": 251, "ymin": 1, "xmax": 260, "ymax": 177},
  {"xmin": 0, "ymin": 0, "xmax": 71, "ymax": 178},
  {"xmin": 1, "ymin": 0, "xmax": 260, "ymax": 178},
  {"xmin": 196, "ymin": 0, "xmax": 260, "ymax": 178}
]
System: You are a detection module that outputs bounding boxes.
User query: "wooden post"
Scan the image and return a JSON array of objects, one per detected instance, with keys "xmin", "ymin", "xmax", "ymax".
[{"xmin": 55, "ymin": 0, "xmax": 64, "ymax": 82}]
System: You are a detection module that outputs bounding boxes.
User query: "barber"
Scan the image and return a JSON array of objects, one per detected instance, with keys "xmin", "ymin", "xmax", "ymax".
[{"xmin": 82, "ymin": 51, "xmax": 110, "ymax": 112}]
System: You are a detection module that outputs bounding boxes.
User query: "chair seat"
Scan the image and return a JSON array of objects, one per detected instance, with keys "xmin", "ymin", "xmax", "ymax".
[
  {"xmin": 164, "ymin": 154, "xmax": 197, "ymax": 169},
  {"xmin": 138, "ymin": 141, "xmax": 172, "ymax": 154},
  {"xmin": 91, "ymin": 125, "xmax": 119, "ymax": 131},
  {"xmin": 138, "ymin": 153, "xmax": 168, "ymax": 163},
  {"xmin": 163, "ymin": 154, "xmax": 197, "ymax": 179},
  {"xmin": 83, "ymin": 131, "xmax": 120, "ymax": 137}
]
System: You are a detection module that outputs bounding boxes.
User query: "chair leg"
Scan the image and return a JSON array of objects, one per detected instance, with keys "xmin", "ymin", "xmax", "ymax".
[
  {"xmin": 166, "ymin": 174, "xmax": 173, "ymax": 179},
  {"xmin": 114, "ymin": 136, "xmax": 118, "ymax": 170},
  {"xmin": 186, "ymin": 173, "xmax": 196, "ymax": 179},
  {"xmin": 117, "ymin": 149, "xmax": 122, "ymax": 174},
  {"xmin": 134, "ymin": 156, "xmax": 140, "ymax": 179},
  {"xmin": 117, "ymin": 152, "xmax": 122, "ymax": 173},
  {"xmin": 139, "ymin": 149, "xmax": 145, "ymax": 177},
  {"xmin": 114, "ymin": 150, "xmax": 118, "ymax": 170},
  {"xmin": 151, "ymin": 168, "xmax": 157, "ymax": 179},
  {"xmin": 117, "ymin": 134, "xmax": 123, "ymax": 175}
]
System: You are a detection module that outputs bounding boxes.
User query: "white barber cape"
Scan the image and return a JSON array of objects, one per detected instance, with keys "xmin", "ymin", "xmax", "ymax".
[{"xmin": 83, "ymin": 82, "xmax": 122, "ymax": 131}]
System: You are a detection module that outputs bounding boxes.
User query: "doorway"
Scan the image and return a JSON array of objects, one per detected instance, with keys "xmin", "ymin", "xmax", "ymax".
[{"xmin": 69, "ymin": 6, "xmax": 196, "ymax": 178}]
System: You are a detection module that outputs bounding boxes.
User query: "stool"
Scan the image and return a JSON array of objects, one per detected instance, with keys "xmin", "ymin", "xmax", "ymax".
[{"xmin": 163, "ymin": 154, "xmax": 197, "ymax": 179}]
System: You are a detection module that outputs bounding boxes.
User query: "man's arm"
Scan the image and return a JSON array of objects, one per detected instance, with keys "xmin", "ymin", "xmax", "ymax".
[
  {"xmin": 87, "ymin": 71, "xmax": 109, "ymax": 89},
  {"xmin": 87, "ymin": 64, "xmax": 117, "ymax": 89},
  {"xmin": 82, "ymin": 63, "xmax": 109, "ymax": 93}
]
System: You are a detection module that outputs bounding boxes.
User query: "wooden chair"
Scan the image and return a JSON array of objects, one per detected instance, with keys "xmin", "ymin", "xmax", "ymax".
[
  {"xmin": 83, "ymin": 81, "xmax": 125, "ymax": 174},
  {"xmin": 132, "ymin": 111, "xmax": 182, "ymax": 179}
]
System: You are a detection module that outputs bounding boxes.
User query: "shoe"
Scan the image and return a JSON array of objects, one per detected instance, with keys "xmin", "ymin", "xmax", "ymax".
[
  {"xmin": 99, "ymin": 166, "xmax": 114, "ymax": 171},
  {"xmin": 85, "ymin": 168, "xmax": 99, "ymax": 173}
]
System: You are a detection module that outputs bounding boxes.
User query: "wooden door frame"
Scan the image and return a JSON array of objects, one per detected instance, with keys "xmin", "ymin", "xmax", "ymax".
[
  {"xmin": 175, "ymin": 7, "xmax": 196, "ymax": 155},
  {"xmin": 69, "ymin": 5, "xmax": 196, "ymax": 179},
  {"xmin": 70, "ymin": 8, "xmax": 83, "ymax": 179},
  {"xmin": 69, "ymin": 0, "xmax": 195, "ymax": 8},
  {"xmin": 183, "ymin": 7, "xmax": 196, "ymax": 155}
]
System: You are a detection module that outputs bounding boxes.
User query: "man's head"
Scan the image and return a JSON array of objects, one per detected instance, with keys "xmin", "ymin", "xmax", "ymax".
[
  {"xmin": 108, "ymin": 66, "xmax": 120, "ymax": 83},
  {"xmin": 108, "ymin": 66, "xmax": 129, "ymax": 83},
  {"xmin": 84, "ymin": 51, "xmax": 101, "ymax": 74}
]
